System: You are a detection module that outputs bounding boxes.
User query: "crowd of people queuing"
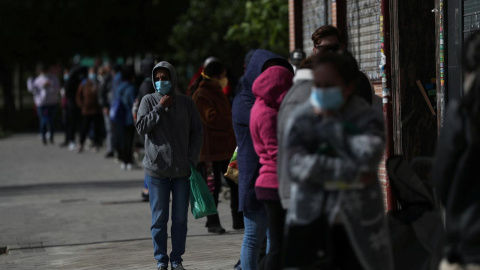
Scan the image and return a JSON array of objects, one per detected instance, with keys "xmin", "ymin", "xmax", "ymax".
[{"xmin": 26, "ymin": 24, "xmax": 480, "ymax": 270}]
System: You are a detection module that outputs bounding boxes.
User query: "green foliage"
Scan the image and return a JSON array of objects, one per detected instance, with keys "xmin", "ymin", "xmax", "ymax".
[
  {"xmin": 168, "ymin": 0, "xmax": 247, "ymax": 91},
  {"xmin": 225, "ymin": 0, "xmax": 289, "ymax": 57}
]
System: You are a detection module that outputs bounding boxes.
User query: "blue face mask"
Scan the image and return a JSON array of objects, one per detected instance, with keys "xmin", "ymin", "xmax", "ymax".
[
  {"xmin": 155, "ymin": 80, "xmax": 172, "ymax": 95},
  {"xmin": 310, "ymin": 86, "xmax": 344, "ymax": 110},
  {"xmin": 63, "ymin": 74, "xmax": 69, "ymax": 81},
  {"xmin": 88, "ymin": 73, "xmax": 96, "ymax": 81}
]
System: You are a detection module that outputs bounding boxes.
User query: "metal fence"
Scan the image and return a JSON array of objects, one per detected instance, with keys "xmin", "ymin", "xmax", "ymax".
[{"xmin": 464, "ymin": 0, "xmax": 480, "ymax": 38}]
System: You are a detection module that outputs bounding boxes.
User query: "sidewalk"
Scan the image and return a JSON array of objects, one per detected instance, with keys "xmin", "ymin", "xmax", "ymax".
[{"xmin": 0, "ymin": 134, "xmax": 243, "ymax": 270}]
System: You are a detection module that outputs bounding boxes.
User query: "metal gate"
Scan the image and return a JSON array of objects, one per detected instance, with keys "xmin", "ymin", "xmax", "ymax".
[
  {"xmin": 302, "ymin": 0, "xmax": 332, "ymax": 54},
  {"xmin": 464, "ymin": 0, "xmax": 480, "ymax": 38},
  {"xmin": 346, "ymin": 0, "xmax": 382, "ymax": 81}
]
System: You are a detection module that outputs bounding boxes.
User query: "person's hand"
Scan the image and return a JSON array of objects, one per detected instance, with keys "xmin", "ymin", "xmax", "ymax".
[{"xmin": 160, "ymin": 95, "xmax": 174, "ymax": 108}]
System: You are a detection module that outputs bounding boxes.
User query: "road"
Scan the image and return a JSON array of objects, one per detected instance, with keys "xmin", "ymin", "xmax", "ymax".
[{"xmin": 0, "ymin": 133, "xmax": 242, "ymax": 270}]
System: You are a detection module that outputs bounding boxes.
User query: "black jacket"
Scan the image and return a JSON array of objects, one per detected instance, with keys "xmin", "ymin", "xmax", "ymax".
[{"xmin": 432, "ymin": 98, "xmax": 480, "ymax": 264}]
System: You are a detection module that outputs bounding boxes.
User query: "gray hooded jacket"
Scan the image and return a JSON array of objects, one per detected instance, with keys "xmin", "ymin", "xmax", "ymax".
[
  {"xmin": 277, "ymin": 68, "xmax": 314, "ymax": 208},
  {"xmin": 285, "ymin": 95, "xmax": 393, "ymax": 270},
  {"xmin": 136, "ymin": 61, "xmax": 203, "ymax": 178}
]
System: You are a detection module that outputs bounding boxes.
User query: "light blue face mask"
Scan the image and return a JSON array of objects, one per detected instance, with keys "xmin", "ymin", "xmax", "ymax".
[
  {"xmin": 310, "ymin": 86, "xmax": 344, "ymax": 110},
  {"xmin": 63, "ymin": 74, "xmax": 69, "ymax": 81},
  {"xmin": 88, "ymin": 73, "xmax": 96, "ymax": 81},
  {"xmin": 155, "ymin": 80, "xmax": 172, "ymax": 95}
]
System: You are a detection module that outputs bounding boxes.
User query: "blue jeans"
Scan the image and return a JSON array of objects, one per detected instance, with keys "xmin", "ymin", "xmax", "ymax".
[
  {"xmin": 37, "ymin": 105, "xmax": 57, "ymax": 140},
  {"xmin": 241, "ymin": 210, "xmax": 270, "ymax": 270},
  {"xmin": 146, "ymin": 174, "xmax": 190, "ymax": 269}
]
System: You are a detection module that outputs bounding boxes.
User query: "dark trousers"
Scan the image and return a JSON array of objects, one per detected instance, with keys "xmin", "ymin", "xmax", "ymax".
[
  {"xmin": 197, "ymin": 160, "xmax": 241, "ymax": 227},
  {"xmin": 119, "ymin": 125, "xmax": 135, "ymax": 164},
  {"xmin": 36, "ymin": 105, "xmax": 57, "ymax": 140},
  {"xmin": 259, "ymin": 200, "xmax": 286, "ymax": 270},
  {"xmin": 80, "ymin": 113, "xmax": 103, "ymax": 146},
  {"xmin": 283, "ymin": 216, "xmax": 364, "ymax": 270},
  {"xmin": 65, "ymin": 102, "xmax": 81, "ymax": 143},
  {"xmin": 111, "ymin": 122, "xmax": 124, "ymax": 158}
]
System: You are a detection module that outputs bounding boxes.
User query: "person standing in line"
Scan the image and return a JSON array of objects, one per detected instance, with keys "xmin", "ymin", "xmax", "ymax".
[
  {"xmin": 64, "ymin": 64, "xmax": 88, "ymax": 150},
  {"xmin": 283, "ymin": 52, "xmax": 392, "ymax": 270},
  {"xmin": 109, "ymin": 64, "xmax": 124, "ymax": 161},
  {"xmin": 28, "ymin": 63, "xmax": 61, "ymax": 145},
  {"xmin": 277, "ymin": 25, "xmax": 342, "ymax": 211},
  {"xmin": 278, "ymin": 24, "xmax": 376, "ymax": 212},
  {"xmin": 432, "ymin": 30, "xmax": 480, "ymax": 270},
  {"xmin": 136, "ymin": 61, "xmax": 203, "ymax": 270},
  {"xmin": 232, "ymin": 49, "xmax": 294, "ymax": 270},
  {"xmin": 192, "ymin": 59, "xmax": 241, "ymax": 234},
  {"xmin": 250, "ymin": 65, "xmax": 293, "ymax": 270},
  {"xmin": 59, "ymin": 68, "xmax": 70, "ymax": 147},
  {"xmin": 118, "ymin": 65, "xmax": 138, "ymax": 170},
  {"xmin": 76, "ymin": 67, "xmax": 103, "ymax": 153},
  {"xmin": 132, "ymin": 56, "xmax": 157, "ymax": 200},
  {"xmin": 98, "ymin": 62, "xmax": 114, "ymax": 158}
]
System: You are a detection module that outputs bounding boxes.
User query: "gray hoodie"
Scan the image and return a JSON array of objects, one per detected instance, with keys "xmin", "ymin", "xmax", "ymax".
[{"xmin": 136, "ymin": 61, "xmax": 203, "ymax": 178}]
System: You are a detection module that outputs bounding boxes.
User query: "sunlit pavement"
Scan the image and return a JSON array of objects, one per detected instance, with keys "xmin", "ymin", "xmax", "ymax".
[{"xmin": 0, "ymin": 133, "xmax": 242, "ymax": 270}]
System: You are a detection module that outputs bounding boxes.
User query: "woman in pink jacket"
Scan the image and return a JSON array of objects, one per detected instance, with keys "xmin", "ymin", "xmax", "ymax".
[{"xmin": 249, "ymin": 65, "xmax": 293, "ymax": 270}]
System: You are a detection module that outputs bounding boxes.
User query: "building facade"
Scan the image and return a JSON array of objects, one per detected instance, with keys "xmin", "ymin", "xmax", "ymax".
[{"xmin": 288, "ymin": 0, "xmax": 480, "ymax": 209}]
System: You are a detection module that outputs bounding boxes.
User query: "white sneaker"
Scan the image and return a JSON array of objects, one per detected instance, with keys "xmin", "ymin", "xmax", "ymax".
[
  {"xmin": 68, "ymin": 142, "xmax": 76, "ymax": 151},
  {"xmin": 126, "ymin": 163, "xmax": 132, "ymax": 171},
  {"xmin": 120, "ymin": 163, "xmax": 126, "ymax": 170}
]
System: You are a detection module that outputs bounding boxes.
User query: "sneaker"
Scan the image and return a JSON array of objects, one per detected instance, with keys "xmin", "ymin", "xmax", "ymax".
[
  {"xmin": 105, "ymin": 152, "xmax": 114, "ymax": 158},
  {"xmin": 77, "ymin": 145, "xmax": 84, "ymax": 153},
  {"xmin": 158, "ymin": 266, "xmax": 168, "ymax": 270},
  {"xmin": 172, "ymin": 263, "xmax": 185, "ymax": 270},
  {"xmin": 126, "ymin": 163, "xmax": 132, "ymax": 171},
  {"xmin": 120, "ymin": 163, "xmax": 126, "ymax": 170}
]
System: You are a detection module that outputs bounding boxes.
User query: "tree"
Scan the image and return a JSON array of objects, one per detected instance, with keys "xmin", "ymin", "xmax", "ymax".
[
  {"xmin": 225, "ymin": 0, "xmax": 289, "ymax": 57},
  {"xmin": 168, "ymin": 0, "xmax": 248, "ymax": 91}
]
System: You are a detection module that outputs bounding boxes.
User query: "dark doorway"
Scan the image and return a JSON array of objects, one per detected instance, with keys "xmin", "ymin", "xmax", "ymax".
[{"xmin": 392, "ymin": 0, "xmax": 438, "ymax": 180}]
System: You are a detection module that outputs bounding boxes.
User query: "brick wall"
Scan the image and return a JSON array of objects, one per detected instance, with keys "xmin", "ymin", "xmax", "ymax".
[
  {"xmin": 289, "ymin": 0, "xmax": 296, "ymax": 52},
  {"xmin": 332, "ymin": 0, "xmax": 337, "ymax": 26}
]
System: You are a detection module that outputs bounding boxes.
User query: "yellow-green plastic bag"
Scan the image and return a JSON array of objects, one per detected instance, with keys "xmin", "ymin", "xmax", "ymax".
[{"xmin": 189, "ymin": 164, "xmax": 218, "ymax": 219}]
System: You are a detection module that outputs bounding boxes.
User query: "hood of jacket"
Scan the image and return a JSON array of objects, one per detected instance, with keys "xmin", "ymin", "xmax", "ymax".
[
  {"xmin": 240, "ymin": 49, "xmax": 294, "ymax": 110},
  {"xmin": 252, "ymin": 66, "xmax": 293, "ymax": 109},
  {"xmin": 151, "ymin": 61, "xmax": 177, "ymax": 95},
  {"xmin": 141, "ymin": 57, "xmax": 155, "ymax": 78}
]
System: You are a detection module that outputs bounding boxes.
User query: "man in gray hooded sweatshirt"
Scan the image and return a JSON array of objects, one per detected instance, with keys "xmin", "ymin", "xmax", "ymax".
[{"xmin": 136, "ymin": 61, "xmax": 203, "ymax": 270}]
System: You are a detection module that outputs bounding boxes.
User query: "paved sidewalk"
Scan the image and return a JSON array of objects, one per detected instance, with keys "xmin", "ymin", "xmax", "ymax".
[{"xmin": 0, "ymin": 134, "xmax": 243, "ymax": 269}]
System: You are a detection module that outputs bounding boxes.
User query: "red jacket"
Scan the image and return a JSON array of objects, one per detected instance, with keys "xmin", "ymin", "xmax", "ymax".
[{"xmin": 249, "ymin": 66, "xmax": 293, "ymax": 201}]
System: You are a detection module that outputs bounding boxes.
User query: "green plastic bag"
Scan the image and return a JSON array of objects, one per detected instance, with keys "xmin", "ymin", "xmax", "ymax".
[{"xmin": 189, "ymin": 164, "xmax": 218, "ymax": 219}]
